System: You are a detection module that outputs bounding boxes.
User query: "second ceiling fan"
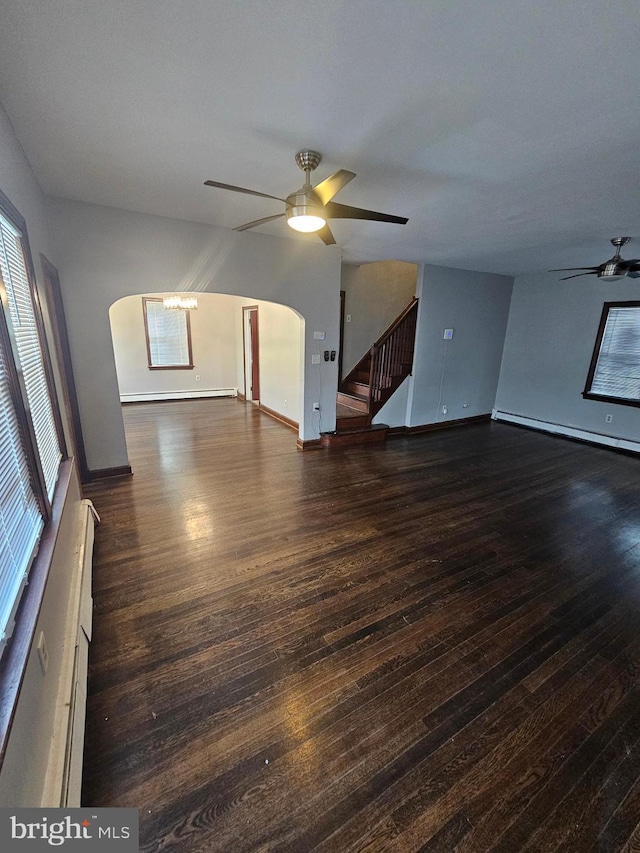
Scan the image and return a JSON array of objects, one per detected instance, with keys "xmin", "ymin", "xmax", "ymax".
[
  {"xmin": 205, "ymin": 150, "xmax": 408, "ymax": 245},
  {"xmin": 552, "ymin": 237, "xmax": 640, "ymax": 281}
]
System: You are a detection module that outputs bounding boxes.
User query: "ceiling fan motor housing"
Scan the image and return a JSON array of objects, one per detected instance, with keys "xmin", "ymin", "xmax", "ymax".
[{"xmin": 285, "ymin": 189, "xmax": 325, "ymax": 231}]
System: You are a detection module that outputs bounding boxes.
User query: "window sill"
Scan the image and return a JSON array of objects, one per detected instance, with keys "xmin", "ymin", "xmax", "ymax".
[
  {"xmin": 582, "ymin": 392, "xmax": 640, "ymax": 409},
  {"xmin": 0, "ymin": 459, "xmax": 74, "ymax": 771},
  {"xmin": 147, "ymin": 365, "xmax": 194, "ymax": 370}
]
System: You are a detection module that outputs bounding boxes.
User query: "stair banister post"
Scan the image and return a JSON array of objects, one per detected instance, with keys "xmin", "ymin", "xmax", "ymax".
[{"xmin": 369, "ymin": 343, "xmax": 378, "ymax": 405}]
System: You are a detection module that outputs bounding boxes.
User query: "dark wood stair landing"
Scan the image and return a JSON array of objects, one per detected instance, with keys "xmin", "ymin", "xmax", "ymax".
[
  {"xmin": 324, "ymin": 400, "xmax": 388, "ymax": 447},
  {"xmin": 321, "ymin": 422, "xmax": 388, "ymax": 448}
]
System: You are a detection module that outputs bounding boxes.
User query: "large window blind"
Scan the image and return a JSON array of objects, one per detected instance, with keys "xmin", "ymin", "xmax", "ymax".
[
  {"xmin": 0, "ymin": 200, "xmax": 63, "ymax": 653},
  {"xmin": 143, "ymin": 297, "xmax": 193, "ymax": 369},
  {"xmin": 0, "ymin": 214, "xmax": 62, "ymax": 496},
  {"xmin": 0, "ymin": 333, "xmax": 43, "ymax": 648},
  {"xmin": 584, "ymin": 302, "xmax": 640, "ymax": 406}
]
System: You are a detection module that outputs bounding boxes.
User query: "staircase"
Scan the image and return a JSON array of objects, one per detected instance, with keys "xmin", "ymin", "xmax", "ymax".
[{"xmin": 323, "ymin": 298, "xmax": 418, "ymax": 447}]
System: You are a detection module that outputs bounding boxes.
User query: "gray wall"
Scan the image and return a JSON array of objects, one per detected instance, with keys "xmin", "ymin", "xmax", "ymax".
[
  {"xmin": 495, "ymin": 271, "xmax": 640, "ymax": 441},
  {"xmin": 407, "ymin": 264, "xmax": 513, "ymax": 427},
  {"xmin": 341, "ymin": 260, "xmax": 417, "ymax": 378},
  {"xmin": 0, "ymin": 101, "xmax": 84, "ymax": 806},
  {"xmin": 45, "ymin": 198, "xmax": 342, "ymax": 469}
]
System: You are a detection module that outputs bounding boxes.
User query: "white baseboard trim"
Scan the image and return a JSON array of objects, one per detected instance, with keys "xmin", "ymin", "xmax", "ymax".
[
  {"xmin": 120, "ymin": 388, "xmax": 237, "ymax": 403},
  {"xmin": 492, "ymin": 410, "xmax": 640, "ymax": 454}
]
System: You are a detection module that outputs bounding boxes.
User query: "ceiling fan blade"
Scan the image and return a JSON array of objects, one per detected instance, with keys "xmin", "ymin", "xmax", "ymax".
[
  {"xmin": 312, "ymin": 170, "xmax": 356, "ymax": 205},
  {"xmin": 324, "ymin": 201, "xmax": 408, "ymax": 224},
  {"xmin": 316, "ymin": 224, "xmax": 336, "ymax": 245},
  {"xmin": 550, "ymin": 267, "xmax": 600, "ymax": 272},
  {"xmin": 234, "ymin": 213, "xmax": 286, "ymax": 232},
  {"xmin": 204, "ymin": 180, "xmax": 286, "ymax": 203},
  {"xmin": 560, "ymin": 272, "xmax": 596, "ymax": 281}
]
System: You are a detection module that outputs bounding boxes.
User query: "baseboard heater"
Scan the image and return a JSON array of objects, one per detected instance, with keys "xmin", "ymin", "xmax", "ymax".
[
  {"xmin": 41, "ymin": 499, "xmax": 99, "ymax": 807},
  {"xmin": 120, "ymin": 388, "xmax": 237, "ymax": 403},
  {"xmin": 492, "ymin": 410, "xmax": 640, "ymax": 454}
]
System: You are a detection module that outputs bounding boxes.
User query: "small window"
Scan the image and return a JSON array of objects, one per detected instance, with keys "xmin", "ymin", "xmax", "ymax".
[
  {"xmin": 583, "ymin": 301, "xmax": 640, "ymax": 407},
  {"xmin": 142, "ymin": 297, "xmax": 194, "ymax": 369}
]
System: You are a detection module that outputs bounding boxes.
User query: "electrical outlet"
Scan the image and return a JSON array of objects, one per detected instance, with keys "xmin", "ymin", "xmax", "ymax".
[
  {"xmin": 346, "ymin": 314, "xmax": 352, "ymax": 323},
  {"xmin": 283, "ymin": 399, "xmax": 288, "ymax": 408},
  {"xmin": 37, "ymin": 631, "xmax": 49, "ymax": 674},
  {"xmin": 605, "ymin": 414, "xmax": 613, "ymax": 423},
  {"xmin": 195, "ymin": 375, "xmax": 200, "ymax": 381},
  {"xmin": 442, "ymin": 405, "xmax": 448, "ymax": 415},
  {"xmin": 462, "ymin": 402, "xmax": 470, "ymax": 408},
  {"xmin": 311, "ymin": 354, "xmax": 320, "ymax": 365},
  {"xmin": 313, "ymin": 402, "xmax": 320, "ymax": 411}
]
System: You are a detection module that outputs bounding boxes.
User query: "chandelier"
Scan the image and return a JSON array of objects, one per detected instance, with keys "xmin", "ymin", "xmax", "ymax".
[{"xmin": 163, "ymin": 294, "xmax": 198, "ymax": 310}]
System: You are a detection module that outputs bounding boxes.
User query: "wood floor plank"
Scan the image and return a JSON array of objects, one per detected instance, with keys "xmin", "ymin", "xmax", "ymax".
[
  {"xmin": 81, "ymin": 399, "xmax": 640, "ymax": 851},
  {"xmin": 451, "ymin": 641, "xmax": 640, "ymax": 852},
  {"xmin": 384, "ymin": 629, "xmax": 619, "ymax": 849},
  {"xmin": 531, "ymin": 731, "xmax": 640, "ymax": 851}
]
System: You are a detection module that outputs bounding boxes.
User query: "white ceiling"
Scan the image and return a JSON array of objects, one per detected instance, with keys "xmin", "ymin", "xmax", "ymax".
[{"xmin": 1, "ymin": 0, "xmax": 639, "ymax": 275}]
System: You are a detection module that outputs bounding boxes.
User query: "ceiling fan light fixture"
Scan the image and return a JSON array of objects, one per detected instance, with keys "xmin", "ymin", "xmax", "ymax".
[
  {"xmin": 285, "ymin": 187, "xmax": 326, "ymax": 233},
  {"xmin": 286, "ymin": 204, "xmax": 326, "ymax": 233},
  {"xmin": 598, "ymin": 257, "xmax": 626, "ymax": 281},
  {"xmin": 598, "ymin": 271, "xmax": 625, "ymax": 282},
  {"xmin": 287, "ymin": 213, "xmax": 326, "ymax": 233}
]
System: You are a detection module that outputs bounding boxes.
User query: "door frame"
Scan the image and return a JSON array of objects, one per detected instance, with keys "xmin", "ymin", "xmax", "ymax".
[
  {"xmin": 242, "ymin": 305, "xmax": 260, "ymax": 402},
  {"xmin": 338, "ymin": 290, "xmax": 346, "ymax": 386},
  {"xmin": 40, "ymin": 254, "xmax": 90, "ymax": 484}
]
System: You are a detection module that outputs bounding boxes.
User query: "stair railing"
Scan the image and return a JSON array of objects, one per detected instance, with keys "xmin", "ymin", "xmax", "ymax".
[{"xmin": 367, "ymin": 298, "xmax": 418, "ymax": 416}]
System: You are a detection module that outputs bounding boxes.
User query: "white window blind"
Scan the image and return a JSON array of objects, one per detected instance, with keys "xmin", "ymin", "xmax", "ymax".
[
  {"xmin": 589, "ymin": 306, "xmax": 640, "ymax": 402},
  {"xmin": 0, "ymin": 323, "xmax": 43, "ymax": 648},
  {"xmin": 0, "ymin": 214, "xmax": 61, "ymax": 497},
  {"xmin": 144, "ymin": 298, "xmax": 192, "ymax": 367}
]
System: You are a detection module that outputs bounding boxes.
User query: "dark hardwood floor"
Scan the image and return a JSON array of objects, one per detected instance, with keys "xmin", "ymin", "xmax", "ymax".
[{"xmin": 82, "ymin": 399, "xmax": 640, "ymax": 852}]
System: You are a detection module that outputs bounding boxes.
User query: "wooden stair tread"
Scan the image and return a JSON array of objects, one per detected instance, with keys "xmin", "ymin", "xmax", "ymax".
[
  {"xmin": 336, "ymin": 402, "xmax": 366, "ymax": 419},
  {"xmin": 346, "ymin": 381, "xmax": 369, "ymax": 396},
  {"xmin": 337, "ymin": 391, "xmax": 369, "ymax": 413}
]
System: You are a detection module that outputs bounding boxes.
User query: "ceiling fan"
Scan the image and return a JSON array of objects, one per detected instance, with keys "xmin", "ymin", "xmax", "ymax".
[
  {"xmin": 552, "ymin": 237, "xmax": 640, "ymax": 281},
  {"xmin": 204, "ymin": 150, "xmax": 408, "ymax": 245}
]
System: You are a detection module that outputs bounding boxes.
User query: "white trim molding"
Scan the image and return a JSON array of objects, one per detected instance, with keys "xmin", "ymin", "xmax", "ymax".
[
  {"xmin": 120, "ymin": 388, "xmax": 237, "ymax": 403},
  {"xmin": 492, "ymin": 410, "xmax": 640, "ymax": 454}
]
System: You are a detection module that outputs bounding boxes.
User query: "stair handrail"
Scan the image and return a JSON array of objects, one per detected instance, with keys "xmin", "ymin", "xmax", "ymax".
[{"xmin": 371, "ymin": 297, "xmax": 419, "ymax": 350}]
